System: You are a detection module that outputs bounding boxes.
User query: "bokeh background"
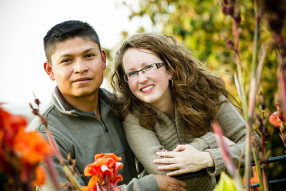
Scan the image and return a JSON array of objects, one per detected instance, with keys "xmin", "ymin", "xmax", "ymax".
[{"xmin": 1, "ymin": 0, "xmax": 285, "ymax": 189}]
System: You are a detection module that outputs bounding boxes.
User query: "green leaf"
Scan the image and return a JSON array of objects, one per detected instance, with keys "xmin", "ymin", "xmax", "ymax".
[{"xmin": 214, "ymin": 172, "xmax": 237, "ymax": 191}]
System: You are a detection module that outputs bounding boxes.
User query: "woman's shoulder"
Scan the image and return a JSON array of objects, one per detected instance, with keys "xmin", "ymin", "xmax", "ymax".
[{"xmin": 123, "ymin": 110, "xmax": 140, "ymax": 123}]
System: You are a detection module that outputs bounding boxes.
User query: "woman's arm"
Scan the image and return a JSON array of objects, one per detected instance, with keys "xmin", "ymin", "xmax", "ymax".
[
  {"xmin": 123, "ymin": 113, "xmax": 170, "ymax": 175},
  {"xmin": 123, "ymin": 109, "xmax": 237, "ymax": 176},
  {"xmin": 155, "ymin": 96, "xmax": 259, "ymax": 177},
  {"xmin": 153, "ymin": 134, "xmax": 235, "ymax": 176}
]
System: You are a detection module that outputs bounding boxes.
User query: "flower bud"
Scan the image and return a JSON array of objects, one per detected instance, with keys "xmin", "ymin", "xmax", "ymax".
[
  {"xmin": 234, "ymin": 15, "xmax": 241, "ymax": 23},
  {"xmin": 222, "ymin": 5, "xmax": 234, "ymax": 16},
  {"xmin": 225, "ymin": 40, "xmax": 234, "ymax": 49},
  {"xmin": 35, "ymin": 98, "xmax": 40, "ymax": 106},
  {"xmin": 258, "ymin": 92, "xmax": 266, "ymax": 111}
]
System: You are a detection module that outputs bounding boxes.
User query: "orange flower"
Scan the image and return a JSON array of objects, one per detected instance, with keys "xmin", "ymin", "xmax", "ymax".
[
  {"xmin": 14, "ymin": 129, "xmax": 53, "ymax": 165},
  {"xmin": 82, "ymin": 153, "xmax": 123, "ymax": 191},
  {"xmin": 95, "ymin": 153, "xmax": 122, "ymax": 161},
  {"xmin": 269, "ymin": 111, "xmax": 285, "ymax": 127},
  {"xmin": 0, "ymin": 106, "xmax": 27, "ymax": 146},
  {"xmin": 0, "ymin": 105, "xmax": 54, "ymax": 190},
  {"xmin": 33, "ymin": 166, "xmax": 46, "ymax": 186},
  {"xmin": 243, "ymin": 166, "xmax": 260, "ymax": 191}
]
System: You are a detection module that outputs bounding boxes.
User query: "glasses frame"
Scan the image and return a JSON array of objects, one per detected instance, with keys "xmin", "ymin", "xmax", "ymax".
[{"xmin": 124, "ymin": 62, "xmax": 165, "ymax": 82}]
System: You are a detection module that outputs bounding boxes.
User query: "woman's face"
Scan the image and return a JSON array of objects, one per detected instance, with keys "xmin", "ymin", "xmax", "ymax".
[{"xmin": 122, "ymin": 48, "xmax": 173, "ymax": 109}]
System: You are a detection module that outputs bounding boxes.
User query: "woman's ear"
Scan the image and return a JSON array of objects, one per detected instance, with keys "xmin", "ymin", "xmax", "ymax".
[
  {"xmin": 44, "ymin": 62, "xmax": 55, "ymax": 81},
  {"xmin": 168, "ymin": 70, "xmax": 173, "ymax": 80}
]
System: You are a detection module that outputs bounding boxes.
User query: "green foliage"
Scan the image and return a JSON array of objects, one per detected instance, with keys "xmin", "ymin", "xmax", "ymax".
[
  {"xmin": 214, "ymin": 172, "xmax": 237, "ymax": 191},
  {"xmin": 120, "ymin": 0, "xmax": 286, "ymax": 188}
]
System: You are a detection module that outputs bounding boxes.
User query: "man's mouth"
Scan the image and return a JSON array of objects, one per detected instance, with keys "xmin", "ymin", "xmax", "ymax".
[{"xmin": 73, "ymin": 77, "xmax": 92, "ymax": 83}]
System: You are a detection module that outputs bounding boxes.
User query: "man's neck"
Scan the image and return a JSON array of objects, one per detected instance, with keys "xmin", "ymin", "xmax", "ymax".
[{"xmin": 64, "ymin": 93, "xmax": 101, "ymax": 118}]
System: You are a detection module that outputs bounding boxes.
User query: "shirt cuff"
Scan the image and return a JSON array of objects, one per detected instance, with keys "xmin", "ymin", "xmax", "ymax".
[
  {"xmin": 200, "ymin": 132, "xmax": 218, "ymax": 149},
  {"xmin": 119, "ymin": 174, "xmax": 159, "ymax": 191},
  {"xmin": 205, "ymin": 148, "xmax": 225, "ymax": 176}
]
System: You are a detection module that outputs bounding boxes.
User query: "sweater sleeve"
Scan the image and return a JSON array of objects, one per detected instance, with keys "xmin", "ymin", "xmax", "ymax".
[
  {"xmin": 119, "ymin": 174, "xmax": 159, "ymax": 191},
  {"xmin": 123, "ymin": 114, "xmax": 170, "ymax": 175},
  {"xmin": 204, "ymin": 96, "xmax": 248, "ymax": 176}
]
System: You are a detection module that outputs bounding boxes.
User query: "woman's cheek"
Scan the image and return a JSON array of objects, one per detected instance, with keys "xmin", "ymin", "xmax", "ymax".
[{"xmin": 128, "ymin": 81, "xmax": 138, "ymax": 95}]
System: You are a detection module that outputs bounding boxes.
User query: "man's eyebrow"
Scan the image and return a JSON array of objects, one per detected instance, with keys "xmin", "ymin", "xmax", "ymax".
[
  {"xmin": 60, "ymin": 48, "xmax": 97, "ymax": 58},
  {"xmin": 83, "ymin": 48, "xmax": 97, "ymax": 53}
]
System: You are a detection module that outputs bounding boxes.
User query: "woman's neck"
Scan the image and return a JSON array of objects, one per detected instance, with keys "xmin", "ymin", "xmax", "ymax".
[{"xmin": 152, "ymin": 97, "xmax": 175, "ymax": 121}]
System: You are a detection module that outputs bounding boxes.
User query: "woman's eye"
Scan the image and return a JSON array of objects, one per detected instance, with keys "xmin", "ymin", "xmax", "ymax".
[
  {"xmin": 145, "ymin": 64, "xmax": 154, "ymax": 70},
  {"xmin": 128, "ymin": 71, "xmax": 137, "ymax": 77}
]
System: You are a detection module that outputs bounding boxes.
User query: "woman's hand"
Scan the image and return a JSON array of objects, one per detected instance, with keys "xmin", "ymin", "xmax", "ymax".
[{"xmin": 153, "ymin": 145, "xmax": 214, "ymax": 176}]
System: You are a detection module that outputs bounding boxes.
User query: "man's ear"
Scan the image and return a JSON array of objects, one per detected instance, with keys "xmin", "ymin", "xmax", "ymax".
[
  {"xmin": 44, "ymin": 62, "xmax": 55, "ymax": 81},
  {"xmin": 101, "ymin": 50, "xmax": 107, "ymax": 70}
]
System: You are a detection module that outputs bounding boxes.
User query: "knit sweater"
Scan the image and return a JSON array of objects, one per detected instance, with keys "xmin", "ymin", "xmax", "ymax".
[
  {"xmin": 123, "ymin": 95, "xmax": 248, "ymax": 191},
  {"xmin": 27, "ymin": 87, "xmax": 159, "ymax": 191}
]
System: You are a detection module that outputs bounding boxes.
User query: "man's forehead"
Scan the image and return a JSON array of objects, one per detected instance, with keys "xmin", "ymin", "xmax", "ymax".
[{"xmin": 51, "ymin": 38, "xmax": 100, "ymax": 57}]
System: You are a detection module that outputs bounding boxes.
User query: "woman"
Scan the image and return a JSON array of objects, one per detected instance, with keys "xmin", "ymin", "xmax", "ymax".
[{"xmin": 110, "ymin": 33, "xmax": 249, "ymax": 190}]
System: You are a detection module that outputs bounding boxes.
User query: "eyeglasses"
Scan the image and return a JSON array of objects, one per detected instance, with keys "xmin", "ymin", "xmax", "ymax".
[{"xmin": 124, "ymin": 63, "xmax": 165, "ymax": 82}]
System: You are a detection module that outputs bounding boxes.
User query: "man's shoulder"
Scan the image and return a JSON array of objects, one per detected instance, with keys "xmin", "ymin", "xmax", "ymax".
[{"xmin": 26, "ymin": 101, "xmax": 56, "ymax": 132}]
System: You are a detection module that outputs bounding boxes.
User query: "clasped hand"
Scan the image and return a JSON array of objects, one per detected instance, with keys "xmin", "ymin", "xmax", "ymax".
[{"xmin": 153, "ymin": 145, "xmax": 214, "ymax": 176}]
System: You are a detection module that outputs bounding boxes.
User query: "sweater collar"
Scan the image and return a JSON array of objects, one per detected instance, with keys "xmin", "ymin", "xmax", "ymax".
[{"xmin": 52, "ymin": 86, "xmax": 110, "ymax": 114}]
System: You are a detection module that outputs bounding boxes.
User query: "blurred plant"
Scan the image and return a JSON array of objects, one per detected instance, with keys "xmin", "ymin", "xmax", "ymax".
[
  {"xmin": 28, "ymin": 96, "xmax": 124, "ymax": 191},
  {"xmin": 212, "ymin": 121, "xmax": 243, "ymax": 190},
  {"xmin": 82, "ymin": 153, "xmax": 123, "ymax": 191},
  {"xmin": 0, "ymin": 103, "xmax": 53, "ymax": 191},
  {"xmin": 122, "ymin": 0, "xmax": 286, "ymax": 190},
  {"xmin": 29, "ymin": 96, "xmax": 81, "ymax": 191},
  {"xmin": 254, "ymin": 91, "xmax": 271, "ymax": 190},
  {"xmin": 214, "ymin": 171, "xmax": 237, "ymax": 191},
  {"xmin": 269, "ymin": 104, "xmax": 286, "ymax": 150},
  {"xmin": 215, "ymin": 0, "xmax": 286, "ymax": 190}
]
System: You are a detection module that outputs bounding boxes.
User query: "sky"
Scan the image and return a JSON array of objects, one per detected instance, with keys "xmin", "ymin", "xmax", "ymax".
[{"xmin": 0, "ymin": 0, "xmax": 151, "ymax": 118}]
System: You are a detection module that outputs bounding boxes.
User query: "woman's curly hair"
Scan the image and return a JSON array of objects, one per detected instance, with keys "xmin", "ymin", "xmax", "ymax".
[{"xmin": 110, "ymin": 33, "xmax": 230, "ymax": 137}]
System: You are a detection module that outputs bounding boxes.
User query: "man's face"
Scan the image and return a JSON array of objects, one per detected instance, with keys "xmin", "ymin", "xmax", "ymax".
[{"xmin": 44, "ymin": 37, "xmax": 106, "ymax": 100}]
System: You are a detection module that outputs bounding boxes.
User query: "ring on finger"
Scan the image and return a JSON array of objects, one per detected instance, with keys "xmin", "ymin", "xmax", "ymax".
[{"xmin": 174, "ymin": 165, "xmax": 179, "ymax": 170}]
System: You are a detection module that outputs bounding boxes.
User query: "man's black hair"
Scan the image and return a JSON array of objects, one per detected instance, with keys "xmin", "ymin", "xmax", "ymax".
[{"xmin": 44, "ymin": 20, "xmax": 101, "ymax": 62}]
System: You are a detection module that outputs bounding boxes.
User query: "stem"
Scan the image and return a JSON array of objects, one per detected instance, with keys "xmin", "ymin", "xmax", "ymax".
[
  {"xmin": 245, "ymin": 122, "xmax": 252, "ymax": 191},
  {"xmin": 63, "ymin": 165, "xmax": 82, "ymax": 190},
  {"xmin": 261, "ymin": 137, "xmax": 269, "ymax": 190},
  {"xmin": 251, "ymin": 0, "xmax": 259, "ymax": 79},
  {"xmin": 261, "ymin": 103, "xmax": 270, "ymax": 191},
  {"xmin": 252, "ymin": 148, "xmax": 264, "ymax": 191},
  {"xmin": 245, "ymin": 1, "xmax": 261, "ymax": 190}
]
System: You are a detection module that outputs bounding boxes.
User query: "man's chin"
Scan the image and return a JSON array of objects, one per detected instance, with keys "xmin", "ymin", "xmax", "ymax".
[{"xmin": 72, "ymin": 89, "xmax": 99, "ymax": 97}]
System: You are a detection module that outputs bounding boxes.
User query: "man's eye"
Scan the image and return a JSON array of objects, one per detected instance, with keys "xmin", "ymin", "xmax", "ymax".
[
  {"xmin": 61, "ymin": 58, "xmax": 72, "ymax": 63},
  {"xmin": 85, "ymin": 54, "xmax": 95, "ymax": 58},
  {"xmin": 128, "ymin": 71, "xmax": 137, "ymax": 77},
  {"xmin": 145, "ymin": 64, "xmax": 154, "ymax": 70}
]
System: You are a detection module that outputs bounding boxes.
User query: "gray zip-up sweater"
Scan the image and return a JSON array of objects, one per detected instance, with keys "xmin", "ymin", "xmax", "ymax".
[{"xmin": 27, "ymin": 87, "xmax": 159, "ymax": 191}]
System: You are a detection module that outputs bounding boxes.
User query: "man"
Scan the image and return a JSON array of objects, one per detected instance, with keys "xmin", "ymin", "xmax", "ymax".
[{"xmin": 27, "ymin": 20, "xmax": 186, "ymax": 191}]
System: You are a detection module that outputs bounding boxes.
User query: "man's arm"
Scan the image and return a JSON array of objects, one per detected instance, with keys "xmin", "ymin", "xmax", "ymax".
[{"xmin": 119, "ymin": 174, "xmax": 186, "ymax": 191}]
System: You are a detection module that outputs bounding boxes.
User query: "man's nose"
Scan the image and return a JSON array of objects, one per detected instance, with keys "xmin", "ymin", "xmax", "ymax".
[{"xmin": 74, "ymin": 59, "xmax": 88, "ymax": 73}]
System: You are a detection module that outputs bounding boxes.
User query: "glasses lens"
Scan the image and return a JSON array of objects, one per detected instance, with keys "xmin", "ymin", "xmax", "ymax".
[
  {"xmin": 144, "ymin": 64, "xmax": 157, "ymax": 75},
  {"xmin": 124, "ymin": 63, "xmax": 164, "ymax": 82}
]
